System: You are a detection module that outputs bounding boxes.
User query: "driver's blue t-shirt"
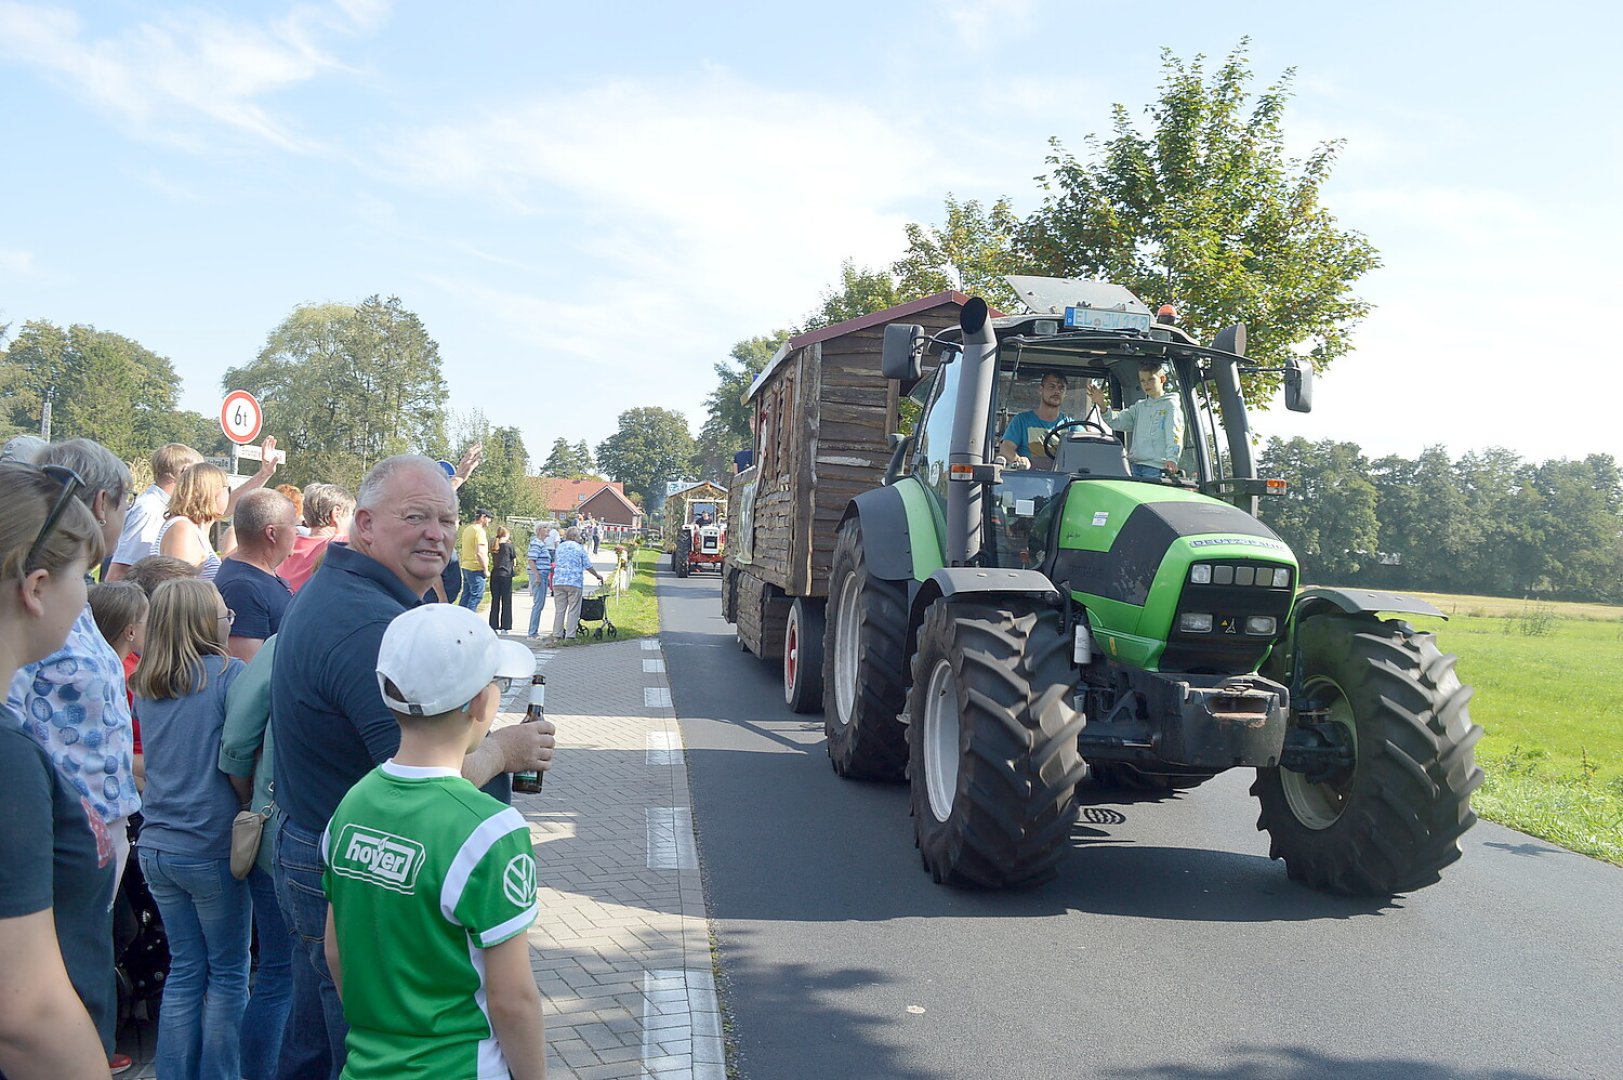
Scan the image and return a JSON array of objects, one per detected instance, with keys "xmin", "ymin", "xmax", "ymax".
[{"xmin": 1002, "ymin": 410, "xmax": 1074, "ymax": 464}]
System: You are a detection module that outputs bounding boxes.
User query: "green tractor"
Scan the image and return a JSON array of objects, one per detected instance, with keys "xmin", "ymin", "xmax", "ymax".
[{"xmin": 822, "ymin": 278, "xmax": 1482, "ymax": 895}]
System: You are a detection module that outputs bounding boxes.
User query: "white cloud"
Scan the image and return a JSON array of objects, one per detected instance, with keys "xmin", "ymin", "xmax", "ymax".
[
  {"xmin": 944, "ymin": 0, "xmax": 1037, "ymax": 48},
  {"xmin": 0, "ymin": 1, "xmax": 387, "ymax": 150},
  {"xmin": 0, "ymin": 248, "xmax": 36, "ymax": 275}
]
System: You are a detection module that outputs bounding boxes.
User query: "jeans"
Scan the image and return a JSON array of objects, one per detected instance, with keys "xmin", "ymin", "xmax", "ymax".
[
  {"xmin": 273, "ymin": 819, "xmax": 347, "ymax": 1080},
  {"xmin": 459, "ymin": 569, "xmax": 487, "ymax": 611},
  {"xmin": 242, "ymin": 865, "xmax": 294, "ymax": 1080},
  {"xmin": 488, "ymin": 572, "xmax": 513, "ymax": 630},
  {"xmin": 137, "ymin": 848, "xmax": 251, "ymax": 1080},
  {"xmin": 528, "ymin": 571, "xmax": 550, "ymax": 636},
  {"xmin": 553, "ymin": 584, "xmax": 583, "ymax": 638},
  {"xmin": 1131, "ymin": 462, "xmax": 1165, "ymax": 478}
]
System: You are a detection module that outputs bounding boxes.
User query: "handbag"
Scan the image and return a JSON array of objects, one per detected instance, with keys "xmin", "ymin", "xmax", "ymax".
[{"xmin": 230, "ymin": 808, "xmax": 269, "ymax": 880}]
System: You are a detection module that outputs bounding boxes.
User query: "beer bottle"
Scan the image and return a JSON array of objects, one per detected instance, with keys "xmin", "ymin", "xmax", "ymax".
[{"xmin": 512, "ymin": 673, "xmax": 547, "ymax": 793}]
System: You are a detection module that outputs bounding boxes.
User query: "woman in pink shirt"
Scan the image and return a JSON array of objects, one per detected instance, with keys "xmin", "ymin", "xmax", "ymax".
[{"xmin": 279, "ymin": 483, "xmax": 354, "ymax": 593}]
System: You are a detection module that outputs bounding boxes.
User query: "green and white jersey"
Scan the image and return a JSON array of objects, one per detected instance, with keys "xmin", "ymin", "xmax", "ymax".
[{"xmin": 322, "ymin": 761, "xmax": 539, "ymax": 1080}]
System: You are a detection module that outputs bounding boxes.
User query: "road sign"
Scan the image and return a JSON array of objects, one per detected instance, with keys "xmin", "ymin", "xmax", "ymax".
[{"xmin": 220, "ymin": 390, "xmax": 264, "ymax": 445}]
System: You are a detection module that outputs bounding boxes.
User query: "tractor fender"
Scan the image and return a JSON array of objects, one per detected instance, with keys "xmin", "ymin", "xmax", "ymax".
[
  {"xmin": 907, "ymin": 568, "xmax": 1062, "ymax": 656},
  {"xmin": 839, "ymin": 484, "xmax": 942, "ymax": 583},
  {"xmin": 1292, "ymin": 587, "xmax": 1446, "ymax": 623}
]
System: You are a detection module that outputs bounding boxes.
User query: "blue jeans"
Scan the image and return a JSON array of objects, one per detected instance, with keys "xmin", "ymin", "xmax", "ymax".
[
  {"xmin": 1131, "ymin": 462, "xmax": 1165, "ymax": 478},
  {"xmin": 460, "ymin": 569, "xmax": 487, "ymax": 611},
  {"xmin": 273, "ymin": 819, "xmax": 347, "ymax": 1080},
  {"xmin": 137, "ymin": 848, "xmax": 251, "ymax": 1080},
  {"xmin": 242, "ymin": 865, "xmax": 293, "ymax": 1080},
  {"xmin": 528, "ymin": 571, "xmax": 550, "ymax": 636}
]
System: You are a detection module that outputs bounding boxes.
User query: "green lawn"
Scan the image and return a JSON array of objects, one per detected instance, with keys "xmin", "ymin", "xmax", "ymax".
[
  {"xmin": 1395, "ymin": 603, "xmax": 1623, "ymax": 864},
  {"xmin": 548, "ymin": 548, "xmax": 660, "ymax": 648}
]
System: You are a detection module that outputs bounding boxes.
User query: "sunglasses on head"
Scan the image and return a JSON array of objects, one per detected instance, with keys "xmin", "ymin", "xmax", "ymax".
[{"xmin": 25, "ymin": 465, "xmax": 87, "ymax": 572}]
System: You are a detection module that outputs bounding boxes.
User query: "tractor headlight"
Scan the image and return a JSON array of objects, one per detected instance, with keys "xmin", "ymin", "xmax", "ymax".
[
  {"xmin": 1211, "ymin": 565, "xmax": 1234, "ymax": 585},
  {"xmin": 1272, "ymin": 568, "xmax": 1292, "ymax": 588},
  {"xmin": 1189, "ymin": 563, "xmax": 1212, "ymax": 584},
  {"xmin": 1234, "ymin": 566, "xmax": 1256, "ymax": 586},
  {"xmin": 1179, "ymin": 612, "xmax": 1214, "ymax": 633},
  {"xmin": 1245, "ymin": 616, "xmax": 1278, "ymax": 636}
]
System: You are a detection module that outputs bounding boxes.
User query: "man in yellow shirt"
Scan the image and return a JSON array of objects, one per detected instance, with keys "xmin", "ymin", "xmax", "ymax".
[{"xmin": 457, "ymin": 509, "xmax": 493, "ymax": 611}]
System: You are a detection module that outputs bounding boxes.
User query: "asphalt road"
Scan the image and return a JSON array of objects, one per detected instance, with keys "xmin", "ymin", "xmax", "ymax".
[{"xmin": 657, "ymin": 567, "xmax": 1623, "ymax": 1080}]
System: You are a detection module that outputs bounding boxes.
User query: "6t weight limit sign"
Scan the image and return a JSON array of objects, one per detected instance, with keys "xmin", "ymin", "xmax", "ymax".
[{"xmin": 220, "ymin": 390, "xmax": 263, "ymax": 445}]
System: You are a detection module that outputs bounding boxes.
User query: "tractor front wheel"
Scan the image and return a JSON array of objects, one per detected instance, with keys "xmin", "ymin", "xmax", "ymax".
[
  {"xmin": 822, "ymin": 518, "xmax": 909, "ymax": 780},
  {"xmin": 909, "ymin": 597, "xmax": 1086, "ymax": 888},
  {"xmin": 1253, "ymin": 615, "xmax": 1483, "ymax": 895},
  {"xmin": 674, "ymin": 532, "xmax": 691, "ymax": 578}
]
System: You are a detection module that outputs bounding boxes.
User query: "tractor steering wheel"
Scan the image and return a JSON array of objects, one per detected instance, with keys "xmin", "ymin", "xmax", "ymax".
[{"xmin": 1041, "ymin": 418, "xmax": 1113, "ymax": 461}]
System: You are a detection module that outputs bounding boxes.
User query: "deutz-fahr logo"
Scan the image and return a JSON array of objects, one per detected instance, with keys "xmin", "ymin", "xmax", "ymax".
[{"xmin": 333, "ymin": 825, "xmax": 426, "ymax": 895}]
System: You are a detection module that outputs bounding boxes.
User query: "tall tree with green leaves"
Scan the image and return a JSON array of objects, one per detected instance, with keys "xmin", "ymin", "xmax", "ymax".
[
  {"xmin": 596, "ymin": 406, "xmax": 696, "ymax": 506},
  {"xmin": 1, "ymin": 320, "xmax": 205, "ymax": 461},
  {"xmin": 1018, "ymin": 40, "xmax": 1379, "ymax": 397},
  {"xmin": 893, "ymin": 194, "xmax": 1023, "ymax": 312},
  {"xmin": 803, "ymin": 260, "xmax": 903, "ymax": 331},
  {"xmin": 695, "ymin": 331, "xmax": 788, "ymax": 478},
  {"xmin": 1257, "ymin": 437, "xmax": 1379, "ymax": 581},
  {"xmin": 541, "ymin": 438, "xmax": 597, "ymax": 478},
  {"xmin": 224, "ymin": 295, "xmax": 448, "ymax": 489},
  {"xmin": 454, "ymin": 423, "xmax": 536, "ymax": 521}
]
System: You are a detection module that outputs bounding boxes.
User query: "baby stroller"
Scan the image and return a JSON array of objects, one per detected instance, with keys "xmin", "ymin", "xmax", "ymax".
[{"xmin": 578, "ymin": 585, "xmax": 617, "ymax": 639}]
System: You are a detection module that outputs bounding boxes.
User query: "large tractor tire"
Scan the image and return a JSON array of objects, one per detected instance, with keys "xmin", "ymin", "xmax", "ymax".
[
  {"xmin": 721, "ymin": 568, "xmax": 739, "ymax": 623},
  {"xmin": 1088, "ymin": 762, "xmax": 1217, "ymax": 793},
  {"xmin": 1252, "ymin": 615, "xmax": 1483, "ymax": 895},
  {"xmin": 909, "ymin": 597, "xmax": 1087, "ymax": 888},
  {"xmin": 784, "ymin": 597, "xmax": 826, "ymax": 714},
  {"xmin": 822, "ymin": 518, "xmax": 909, "ymax": 780},
  {"xmin": 674, "ymin": 532, "xmax": 691, "ymax": 578}
]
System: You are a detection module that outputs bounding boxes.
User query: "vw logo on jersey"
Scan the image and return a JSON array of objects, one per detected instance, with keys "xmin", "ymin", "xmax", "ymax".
[{"xmin": 502, "ymin": 853, "xmax": 537, "ymax": 907}]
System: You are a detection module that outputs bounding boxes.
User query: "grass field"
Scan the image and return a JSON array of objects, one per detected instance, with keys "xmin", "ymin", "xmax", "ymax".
[{"xmin": 1383, "ymin": 596, "xmax": 1623, "ymax": 864}]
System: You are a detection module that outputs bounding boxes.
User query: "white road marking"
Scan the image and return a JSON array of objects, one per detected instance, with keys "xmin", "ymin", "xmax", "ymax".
[
  {"xmin": 641, "ymin": 638, "xmax": 661, "ymax": 651},
  {"xmin": 646, "ymin": 808, "xmax": 697, "ymax": 870},
  {"xmin": 644, "ymin": 687, "xmax": 672, "ymax": 708},
  {"xmin": 642, "ymin": 968, "xmax": 725, "ymax": 1079},
  {"xmin": 647, "ymin": 731, "xmax": 683, "ymax": 766}
]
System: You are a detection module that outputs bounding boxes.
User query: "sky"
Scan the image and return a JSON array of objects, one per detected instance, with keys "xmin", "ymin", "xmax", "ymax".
[{"xmin": 3, "ymin": 0, "xmax": 1620, "ymax": 472}]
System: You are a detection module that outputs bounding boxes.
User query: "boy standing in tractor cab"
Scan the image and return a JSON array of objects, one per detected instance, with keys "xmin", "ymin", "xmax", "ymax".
[
  {"xmin": 321, "ymin": 605, "xmax": 546, "ymax": 1079},
  {"xmin": 1089, "ymin": 362, "xmax": 1184, "ymax": 479},
  {"xmin": 998, "ymin": 372, "xmax": 1074, "ymax": 469}
]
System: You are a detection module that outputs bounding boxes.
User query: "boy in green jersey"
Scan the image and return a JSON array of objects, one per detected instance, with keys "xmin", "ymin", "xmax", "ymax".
[{"xmin": 322, "ymin": 604, "xmax": 546, "ymax": 1079}]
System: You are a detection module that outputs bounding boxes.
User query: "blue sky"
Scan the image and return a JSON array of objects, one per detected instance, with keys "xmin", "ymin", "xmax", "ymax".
[{"xmin": 3, "ymin": 0, "xmax": 1619, "ymax": 469}]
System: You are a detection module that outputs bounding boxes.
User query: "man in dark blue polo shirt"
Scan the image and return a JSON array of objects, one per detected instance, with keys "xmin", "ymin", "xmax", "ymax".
[
  {"xmin": 268, "ymin": 454, "xmax": 555, "ymax": 1080},
  {"xmin": 215, "ymin": 487, "xmax": 297, "ymax": 663}
]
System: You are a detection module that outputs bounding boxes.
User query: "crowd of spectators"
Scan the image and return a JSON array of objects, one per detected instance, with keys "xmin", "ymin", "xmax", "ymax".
[{"xmin": 0, "ymin": 433, "xmax": 557, "ymax": 1080}]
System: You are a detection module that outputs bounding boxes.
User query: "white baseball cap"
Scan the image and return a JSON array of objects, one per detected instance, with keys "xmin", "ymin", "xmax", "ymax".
[{"xmin": 377, "ymin": 604, "xmax": 536, "ymax": 716}]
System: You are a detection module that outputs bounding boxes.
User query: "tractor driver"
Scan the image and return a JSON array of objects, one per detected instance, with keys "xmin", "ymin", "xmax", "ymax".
[
  {"xmin": 998, "ymin": 372, "xmax": 1073, "ymax": 470},
  {"xmin": 1088, "ymin": 362, "xmax": 1183, "ymax": 478}
]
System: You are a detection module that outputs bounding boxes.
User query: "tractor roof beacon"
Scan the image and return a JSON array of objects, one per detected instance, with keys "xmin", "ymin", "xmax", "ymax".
[{"xmin": 818, "ymin": 276, "xmax": 1483, "ymax": 895}]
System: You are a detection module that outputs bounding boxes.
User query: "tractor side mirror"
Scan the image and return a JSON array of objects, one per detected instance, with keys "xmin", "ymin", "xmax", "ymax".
[
  {"xmin": 1212, "ymin": 322, "xmax": 1247, "ymax": 357},
  {"xmin": 882, "ymin": 323, "xmax": 926, "ymax": 381},
  {"xmin": 1285, "ymin": 358, "xmax": 1314, "ymax": 413}
]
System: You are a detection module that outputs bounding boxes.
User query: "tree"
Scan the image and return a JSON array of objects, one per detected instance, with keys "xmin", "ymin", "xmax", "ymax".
[
  {"xmin": 1, "ymin": 320, "xmax": 200, "ymax": 461},
  {"xmin": 542, "ymin": 438, "xmax": 594, "ymax": 478},
  {"xmin": 224, "ymin": 295, "xmax": 448, "ymax": 489},
  {"xmin": 595, "ymin": 407, "xmax": 697, "ymax": 507},
  {"xmin": 695, "ymin": 331, "xmax": 788, "ymax": 478},
  {"xmin": 893, "ymin": 194, "xmax": 1023, "ymax": 312},
  {"xmin": 803, "ymin": 260, "xmax": 904, "ymax": 330},
  {"xmin": 1018, "ymin": 40, "xmax": 1379, "ymax": 398},
  {"xmin": 1257, "ymin": 437, "xmax": 1379, "ymax": 581},
  {"xmin": 454, "ymin": 422, "xmax": 536, "ymax": 522},
  {"xmin": 574, "ymin": 440, "xmax": 596, "ymax": 475}
]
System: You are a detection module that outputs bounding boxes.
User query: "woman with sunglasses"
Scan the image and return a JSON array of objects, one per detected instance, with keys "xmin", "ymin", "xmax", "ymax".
[
  {"xmin": 0, "ymin": 462, "xmax": 117, "ymax": 1079},
  {"xmin": 4, "ymin": 438, "xmax": 136, "ymax": 1073}
]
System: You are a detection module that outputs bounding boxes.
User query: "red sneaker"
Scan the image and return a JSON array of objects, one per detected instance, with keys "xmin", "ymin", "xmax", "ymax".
[{"xmin": 109, "ymin": 1053, "xmax": 134, "ymax": 1075}]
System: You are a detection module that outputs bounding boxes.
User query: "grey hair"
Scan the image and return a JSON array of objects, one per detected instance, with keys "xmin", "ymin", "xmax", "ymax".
[
  {"xmin": 38, "ymin": 438, "xmax": 131, "ymax": 508},
  {"xmin": 356, "ymin": 454, "xmax": 445, "ymax": 511},
  {"xmin": 301, "ymin": 482, "xmax": 356, "ymax": 529},
  {"xmin": 234, "ymin": 488, "xmax": 295, "ymax": 541},
  {"xmin": 0, "ymin": 434, "xmax": 48, "ymax": 465},
  {"xmin": 564, "ymin": 526, "xmax": 581, "ymax": 542}
]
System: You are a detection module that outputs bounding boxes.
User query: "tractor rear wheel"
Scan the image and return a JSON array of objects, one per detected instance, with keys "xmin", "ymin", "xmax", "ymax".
[
  {"xmin": 1253, "ymin": 615, "xmax": 1483, "ymax": 895},
  {"xmin": 784, "ymin": 598, "xmax": 825, "ymax": 714},
  {"xmin": 822, "ymin": 518, "xmax": 909, "ymax": 780},
  {"xmin": 909, "ymin": 597, "xmax": 1086, "ymax": 888}
]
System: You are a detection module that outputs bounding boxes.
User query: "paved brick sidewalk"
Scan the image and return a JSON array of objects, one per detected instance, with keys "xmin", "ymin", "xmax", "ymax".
[{"xmin": 122, "ymin": 551, "xmax": 722, "ymax": 1079}]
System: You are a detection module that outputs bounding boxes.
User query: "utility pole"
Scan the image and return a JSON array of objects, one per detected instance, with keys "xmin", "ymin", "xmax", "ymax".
[{"xmin": 39, "ymin": 384, "xmax": 54, "ymax": 440}]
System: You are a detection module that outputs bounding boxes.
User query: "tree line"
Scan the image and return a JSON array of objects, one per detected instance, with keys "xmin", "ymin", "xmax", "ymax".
[{"xmin": 1258, "ymin": 438, "xmax": 1623, "ymax": 602}]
